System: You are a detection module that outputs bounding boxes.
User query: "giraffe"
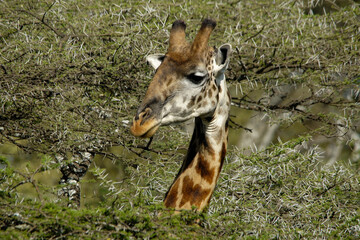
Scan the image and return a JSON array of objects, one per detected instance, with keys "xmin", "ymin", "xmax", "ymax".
[{"xmin": 130, "ymin": 19, "xmax": 231, "ymax": 211}]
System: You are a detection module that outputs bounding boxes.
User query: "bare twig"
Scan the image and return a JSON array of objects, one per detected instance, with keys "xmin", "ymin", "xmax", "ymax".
[
  {"xmin": 229, "ymin": 118, "xmax": 253, "ymax": 133},
  {"xmin": 17, "ymin": 9, "xmax": 65, "ymax": 38},
  {"xmin": 244, "ymin": 25, "xmax": 265, "ymax": 42},
  {"xmin": 41, "ymin": 1, "xmax": 57, "ymax": 23}
]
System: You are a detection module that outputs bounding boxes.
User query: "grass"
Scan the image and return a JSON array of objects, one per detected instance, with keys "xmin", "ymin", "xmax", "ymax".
[{"xmin": 0, "ymin": 0, "xmax": 359, "ymax": 238}]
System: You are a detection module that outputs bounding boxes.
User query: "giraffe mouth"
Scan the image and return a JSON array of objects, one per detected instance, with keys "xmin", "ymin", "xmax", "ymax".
[{"xmin": 130, "ymin": 114, "xmax": 161, "ymax": 138}]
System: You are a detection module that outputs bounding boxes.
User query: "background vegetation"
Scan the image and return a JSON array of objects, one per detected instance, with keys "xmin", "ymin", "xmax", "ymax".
[{"xmin": 0, "ymin": 0, "xmax": 359, "ymax": 238}]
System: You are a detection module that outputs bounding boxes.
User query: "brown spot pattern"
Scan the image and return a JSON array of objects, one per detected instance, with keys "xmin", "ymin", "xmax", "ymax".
[
  {"xmin": 195, "ymin": 154, "xmax": 215, "ymax": 183},
  {"xmin": 187, "ymin": 96, "xmax": 196, "ymax": 108},
  {"xmin": 208, "ymin": 89, "xmax": 213, "ymax": 98},
  {"xmin": 219, "ymin": 141, "xmax": 227, "ymax": 172},
  {"xmin": 164, "ymin": 180, "xmax": 180, "ymax": 208},
  {"xmin": 179, "ymin": 175, "xmax": 211, "ymax": 208},
  {"xmin": 166, "ymin": 77, "xmax": 174, "ymax": 87}
]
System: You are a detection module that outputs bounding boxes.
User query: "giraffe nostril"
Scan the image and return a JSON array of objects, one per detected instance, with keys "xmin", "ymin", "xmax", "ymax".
[
  {"xmin": 142, "ymin": 108, "xmax": 152, "ymax": 119},
  {"xmin": 134, "ymin": 111, "xmax": 140, "ymax": 121},
  {"xmin": 135, "ymin": 107, "xmax": 153, "ymax": 125},
  {"xmin": 135, "ymin": 107, "xmax": 149, "ymax": 120},
  {"xmin": 135, "ymin": 97, "xmax": 160, "ymax": 121}
]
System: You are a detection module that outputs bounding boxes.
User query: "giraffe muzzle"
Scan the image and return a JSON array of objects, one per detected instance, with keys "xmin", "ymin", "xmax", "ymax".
[{"xmin": 130, "ymin": 108, "xmax": 161, "ymax": 138}]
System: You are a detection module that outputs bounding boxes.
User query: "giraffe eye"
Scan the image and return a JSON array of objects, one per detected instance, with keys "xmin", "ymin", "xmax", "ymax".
[{"xmin": 187, "ymin": 72, "xmax": 207, "ymax": 84}]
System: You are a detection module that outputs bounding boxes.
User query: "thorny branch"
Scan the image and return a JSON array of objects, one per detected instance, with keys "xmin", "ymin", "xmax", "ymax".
[
  {"xmin": 10, "ymin": 166, "xmax": 44, "ymax": 202},
  {"xmin": 231, "ymin": 99, "xmax": 354, "ymax": 134},
  {"xmin": 0, "ymin": 0, "xmax": 359, "ymax": 212},
  {"xmin": 17, "ymin": 9, "xmax": 65, "ymax": 38}
]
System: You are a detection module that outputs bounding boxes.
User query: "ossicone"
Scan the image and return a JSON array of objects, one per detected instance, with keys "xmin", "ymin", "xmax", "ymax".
[
  {"xmin": 191, "ymin": 18, "xmax": 217, "ymax": 54},
  {"xmin": 169, "ymin": 20, "xmax": 187, "ymax": 52}
]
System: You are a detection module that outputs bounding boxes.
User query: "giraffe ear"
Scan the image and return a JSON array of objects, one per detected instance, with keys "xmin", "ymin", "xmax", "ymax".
[
  {"xmin": 214, "ymin": 44, "xmax": 231, "ymax": 85},
  {"xmin": 146, "ymin": 54, "xmax": 165, "ymax": 70},
  {"xmin": 215, "ymin": 44, "xmax": 231, "ymax": 69}
]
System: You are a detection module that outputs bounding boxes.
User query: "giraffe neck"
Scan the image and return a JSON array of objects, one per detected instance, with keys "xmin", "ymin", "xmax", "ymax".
[{"xmin": 164, "ymin": 80, "xmax": 230, "ymax": 211}]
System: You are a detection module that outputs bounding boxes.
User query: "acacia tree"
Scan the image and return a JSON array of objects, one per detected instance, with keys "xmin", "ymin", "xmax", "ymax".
[{"xmin": 0, "ymin": 0, "xmax": 359, "ymax": 208}]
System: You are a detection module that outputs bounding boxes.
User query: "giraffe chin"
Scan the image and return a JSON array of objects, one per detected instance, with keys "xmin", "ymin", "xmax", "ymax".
[{"xmin": 130, "ymin": 118, "xmax": 160, "ymax": 138}]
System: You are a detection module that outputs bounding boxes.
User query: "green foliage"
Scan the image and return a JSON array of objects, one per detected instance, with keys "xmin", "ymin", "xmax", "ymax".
[
  {"xmin": 1, "ymin": 137, "xmax": 359, "ymax": 238},
  {"xmin": 0, "ymin": 0, "xmax": 359, "ymax": 238},
  {"xmin": 0, "ymin": 156, "xmax": 13, "ymax": 198}
]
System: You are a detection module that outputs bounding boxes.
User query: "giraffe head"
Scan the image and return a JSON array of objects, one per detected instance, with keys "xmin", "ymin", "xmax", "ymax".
[{"xmin": 130, "ymin": 19, "xmax": 231, "ymax": 138}]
